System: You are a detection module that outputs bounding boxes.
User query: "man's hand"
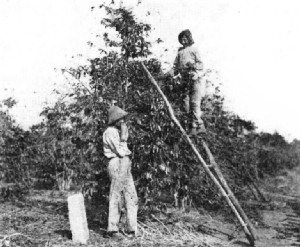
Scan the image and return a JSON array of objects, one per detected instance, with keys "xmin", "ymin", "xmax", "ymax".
[
  {"xmin": 189, "ymin": 71, "xmax": 199, "ymax": 80},
  {"xmin": 173, "ymin": 74, "xmax": 181, "ymax": 80},
  {"xmin": 186, "ymin": 62, "xmax": 195, "ymax": 70},
  {"xmin": 120, "ymin": 123, "xmax": 129, "ymax": 142},
  {"xmin": 166, "ymin": 68, "xmax": 175, "ymax": 77},
  {"xmin": 189, "ymin": 71, "xmax": 205, "ymax": 80}
]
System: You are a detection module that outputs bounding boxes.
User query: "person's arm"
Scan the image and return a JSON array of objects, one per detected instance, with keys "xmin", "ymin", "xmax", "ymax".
[
  {"xmin": 120, "ymin": 123, "xmax": 129, "ymax": 142},
  {"xmin": 172, "ymin": 53, "xmax": 180, "ymax": 75},
  {"xmin": 167, "ymin": 51, "xmax": 180, "ymax": 77},
  {"xmin": 191, "ymin": 47, "xmax": 203, "ymax": 71},
  {"xmin": 104, "ymin": 129, "xmax": 130, "ymax": 157}
]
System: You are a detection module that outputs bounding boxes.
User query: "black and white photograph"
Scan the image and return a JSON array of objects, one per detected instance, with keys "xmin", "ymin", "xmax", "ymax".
[{"xmin": 1, "ymin": 0, "xmax": 300, "ymax": 246}]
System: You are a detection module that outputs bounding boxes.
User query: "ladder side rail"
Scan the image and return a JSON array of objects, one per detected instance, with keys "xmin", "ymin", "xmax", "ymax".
[{"xmin": 141, "ymin": 62, "xmax": 256, "ymax": 245}]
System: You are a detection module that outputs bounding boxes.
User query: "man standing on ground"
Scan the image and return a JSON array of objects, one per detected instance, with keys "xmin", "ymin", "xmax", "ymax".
[{"xmin": 103, "ymin": 105, "xmax": 138, "ymax": 240}]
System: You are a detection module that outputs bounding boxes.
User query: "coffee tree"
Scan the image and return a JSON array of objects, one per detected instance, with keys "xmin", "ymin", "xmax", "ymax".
[
  {"xmin": 0, "ymin": 98, "xmax": 34, "ymax": 198},
  {"xmin": 6, "ymin": 2, "xmax": 300, "ymax": 213}
]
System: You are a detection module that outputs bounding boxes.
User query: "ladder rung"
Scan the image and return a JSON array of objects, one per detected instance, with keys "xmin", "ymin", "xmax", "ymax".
[
  {"xmin": 241, "ymin": 222, "xmax": 248, "ymax": 228},
  {"xmin": 223, "ymin": 192, "xmax": 232, "ymax": 198},
  {"xmin": 227, "ymin": 192, "xmax": 232, "ymax": 197}
]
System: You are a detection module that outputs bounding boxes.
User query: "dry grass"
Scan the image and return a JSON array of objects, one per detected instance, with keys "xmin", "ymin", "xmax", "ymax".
[{"xmin": 0, "ymin": 190, "xmax": 230, "ymax": 247}]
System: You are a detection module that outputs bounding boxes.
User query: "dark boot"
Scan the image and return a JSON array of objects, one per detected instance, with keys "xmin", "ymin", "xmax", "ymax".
[
  {"xmin": 198, "ymin": 123, "xmax": 207, "ymax": 134},
  {"xmin": 106, "ymin": 231, "xmax": 124, "ymax": 241},
  {"xmin": 126, "ymin": 231, "xmax": 136, "ymax": 239},
  {"xmin": 189, "ymin": 124, "xmax": 206, "ymax": 137}
]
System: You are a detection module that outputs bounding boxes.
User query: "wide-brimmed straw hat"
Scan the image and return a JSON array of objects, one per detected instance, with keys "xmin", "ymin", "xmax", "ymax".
[{"xmin": 108, "ymin": 106, "xmax": 129, "ymax": 125}]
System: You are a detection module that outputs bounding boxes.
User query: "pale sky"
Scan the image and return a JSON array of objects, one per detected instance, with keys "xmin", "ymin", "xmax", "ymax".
[{"xmin": 1, "ymin": 0, "xmax": 300, "ymax": 141}]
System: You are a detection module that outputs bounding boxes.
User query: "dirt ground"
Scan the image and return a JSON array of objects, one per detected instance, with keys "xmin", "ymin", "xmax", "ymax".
[
  {"xmin": 1, "ymin": 166, "xmax": 300, "ymax": 247},
  {"xmin": 252, "ymin": 166, "xmax": 300, "ymax": 247}
]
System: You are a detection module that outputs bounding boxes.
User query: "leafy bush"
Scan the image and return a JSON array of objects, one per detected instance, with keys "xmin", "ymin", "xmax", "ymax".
[{"xmin": 1, "ymin": 3, "xmax": 300, "ymax": 213}]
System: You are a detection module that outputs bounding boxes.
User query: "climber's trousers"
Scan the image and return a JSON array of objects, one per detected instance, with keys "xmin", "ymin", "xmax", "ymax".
[{"xmin": 182, "ymin": 73, "xmax": 205, "ymax": 128}]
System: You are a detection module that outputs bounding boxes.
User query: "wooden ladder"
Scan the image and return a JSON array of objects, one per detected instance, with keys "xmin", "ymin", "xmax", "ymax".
[{"xmin": 141, "ymin": 62, "xmax": 257, "ymax": 246}]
